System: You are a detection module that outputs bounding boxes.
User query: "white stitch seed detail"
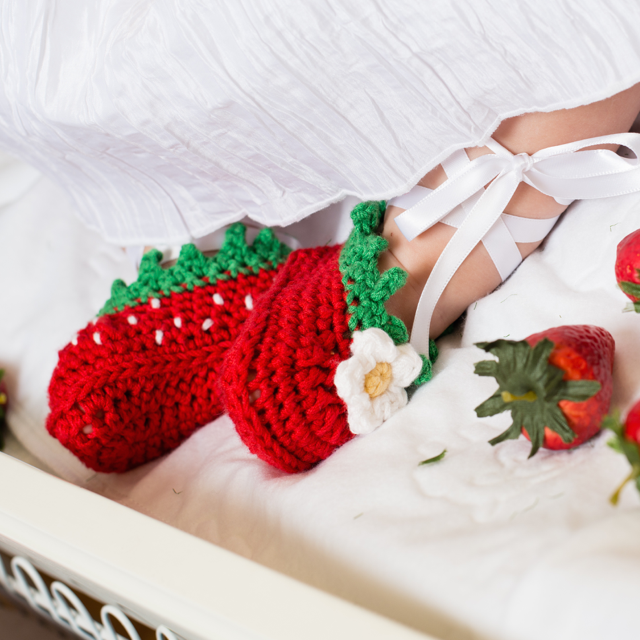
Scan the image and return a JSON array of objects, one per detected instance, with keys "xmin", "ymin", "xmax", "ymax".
[
  {"xmin": 93, "ymin": 332, "xmax": 102, "ymax": 345},
  {"xmin": 245, "ymin": 294, "xmax": 253, "ymax": 310},
  {"xmin": 202, "ymin": 318, "xmax": 213, "ymax": 331},
  {"xmin": 82, "ymin": 425, "xmax": 93, "ymax": 435},
  {"xmin": 127, "ymin": 315, "xmax": 138, "ymax": 325},
  {"xmin": 155, "ymin": 329, "xmax": 163, "ymax": 345},
  {"xmin": 174, "ymin": 317, "xmax": 182, "ymax": 328},
  {"xmin": 150, "ymin": 298, "xmax": 161, "ymax": 309},
  {"xmin": 213, "ymin": 293, "xmax": 224, "ymax": 305}
]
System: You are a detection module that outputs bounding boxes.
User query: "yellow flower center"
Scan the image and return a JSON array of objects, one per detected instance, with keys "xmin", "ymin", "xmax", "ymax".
[
  {"xmin": 364, "ymin": 362, "xmax": 392, "ymax": 399},
  {"xmin": 501, "ymin": 390, "xmax": 537, "ymax": 403},
  {"xmin": 0, "ymin": 393, "xmax": 6, "ymax": 405}
]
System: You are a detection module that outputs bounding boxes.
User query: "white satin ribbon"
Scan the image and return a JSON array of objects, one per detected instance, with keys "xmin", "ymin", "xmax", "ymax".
[
  {"xmin": 389, "ymin": 182, "xmax": 559, "ymax": 281},
  {"xmin": 395, "ymin": 132, "xmax": 640, "ymax": 356}
]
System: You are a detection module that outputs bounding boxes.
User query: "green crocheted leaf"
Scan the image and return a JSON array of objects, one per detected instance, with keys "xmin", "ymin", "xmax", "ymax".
[
  {"xmin": 100, "ymin": 224, "xmax": 290, "ymax": 315},
  {"xmin": 351, "ymin": 201, "xmax": 382, "ymax": 235},
  {"xmin": 338, "ymin": 200, "xmax": 438, "ymax": 388},
  {"xmin": 413, "ymin": 342, "xmax": 440, "ymax": 386},
  {"xmin": 339, "ymin": 202, "xmax": 405, "ymax": 343}
]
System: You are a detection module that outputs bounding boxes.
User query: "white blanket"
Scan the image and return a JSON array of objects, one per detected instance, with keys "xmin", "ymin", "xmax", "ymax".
[{"xmin": 3, "ymin": 157, "xmax": 640, "ymax": 640}]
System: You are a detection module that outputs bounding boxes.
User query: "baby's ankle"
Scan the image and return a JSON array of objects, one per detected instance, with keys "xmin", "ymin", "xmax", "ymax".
[{"xmin": 378, "ymin": 141, "xmax": 571, "ymax": 339}]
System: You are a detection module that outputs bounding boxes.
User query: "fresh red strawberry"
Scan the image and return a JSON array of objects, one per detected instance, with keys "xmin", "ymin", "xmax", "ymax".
[
  {"xmin": 47, "ymin": 224, "xmax": 290, "ymax": 473},
  {"xmin": 0, "ymin": 369, "xmax": 7, "ymax": 419},
  {"xmin": 0, "ymin": 370, "xmax": 6, "ymax": 412},
  {"xmin": 615, "ymin": 229, "xmax": 640, "ymax": 308},
  {"xmin": 474, "ymin": 325, "xmax": 614, "ymax": 457},
  {"xmin": 603, "ymin": 402, "xmax": 640, "ymax": 504}
]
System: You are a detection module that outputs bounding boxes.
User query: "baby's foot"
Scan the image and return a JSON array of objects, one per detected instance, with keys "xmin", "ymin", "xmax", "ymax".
[
  {"xmin": 379, "ymin": 144, "xmax": 566, "ymax": 338},
  {"xmin": 48, "ymin": 225, "xmax": 290, "ymax": 473},
  {"xmin": 380, "ymin": 83, "xmax": 640, "ymax": 339}
]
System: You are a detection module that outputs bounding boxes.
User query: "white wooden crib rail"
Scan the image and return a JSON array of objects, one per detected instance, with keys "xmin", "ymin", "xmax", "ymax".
[{"xmin": 0, "ymin": 452, "xmax": 434, "ymax": 640}]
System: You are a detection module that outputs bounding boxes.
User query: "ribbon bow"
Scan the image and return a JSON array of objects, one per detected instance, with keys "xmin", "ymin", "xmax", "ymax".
[{"xmin": 396, "ymin": 132, "xmax": 640, "ymax": 356}]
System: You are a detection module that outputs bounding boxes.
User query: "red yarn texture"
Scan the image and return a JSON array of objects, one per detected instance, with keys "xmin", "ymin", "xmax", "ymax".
[
  {"xmin": 219, "ymin": 246, "xmax": 354, "ymax": 473},
  {"xmin": 47, "ymin": 268, "xmax": 280, "ymax": 473}
]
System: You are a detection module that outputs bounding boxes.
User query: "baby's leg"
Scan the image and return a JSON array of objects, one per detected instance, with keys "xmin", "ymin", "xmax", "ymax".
[{"xmin": 381, "ymin": 83, "xmax": 640, "ymax": 338}]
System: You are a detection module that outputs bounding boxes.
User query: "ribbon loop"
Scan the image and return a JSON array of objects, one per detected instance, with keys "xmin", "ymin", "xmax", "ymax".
[
  {"xmin": 396, "ymin": 132, "xmax": 640, "ymax": 357},
  {"xmin": 512, "ymin": 152, "xmax": 534, "ymax": 175}
]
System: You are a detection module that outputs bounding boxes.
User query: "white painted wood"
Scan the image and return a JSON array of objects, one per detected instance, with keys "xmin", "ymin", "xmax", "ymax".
[{"xmin": 0, "ymin": 452, "xmax": 435, "ymax": 640}]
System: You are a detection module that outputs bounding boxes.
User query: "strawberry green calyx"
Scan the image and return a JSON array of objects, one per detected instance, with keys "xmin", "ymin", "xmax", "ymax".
[
  {"xmin": 619, "ymin": 278, "xmax": 640, "ymax": 312},
  {"xmin": 100, "ymin": 224, "xmax": 290, "ymax": 316},
  {"xmin": 603, "ymin": 413, "xmax": 640, "ymax": 505},
  {"xmin": 474, "ymin": 338, "xmax": 601, "ymax": 457}
]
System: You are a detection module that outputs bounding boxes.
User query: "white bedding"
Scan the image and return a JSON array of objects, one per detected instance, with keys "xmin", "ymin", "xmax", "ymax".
[{"xmin": 3, "ymin": 155, "xmax": 640, "ymax": 640}]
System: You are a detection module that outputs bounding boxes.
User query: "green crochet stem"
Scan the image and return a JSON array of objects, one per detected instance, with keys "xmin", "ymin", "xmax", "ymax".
[
  {"xmin": 339, "ymin": 201, "xmax": 438, "ymax": 386},
  {"xmin": 100, "ymin": 224, "xmax": 291, "ymax": 316}
]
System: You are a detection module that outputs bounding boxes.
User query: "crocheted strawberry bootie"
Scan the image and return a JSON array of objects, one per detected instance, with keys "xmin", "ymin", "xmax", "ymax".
[
  {"xmin": 219, "ymin": 202, "xmax": 437, "ymax": 473},
  {"xmin": 47, "ymin": 224, "xmax": 290, "ymax": 473}
]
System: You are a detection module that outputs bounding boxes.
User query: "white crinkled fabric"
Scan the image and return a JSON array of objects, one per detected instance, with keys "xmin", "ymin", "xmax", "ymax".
[{"xmin": 2, "ymin": 0, "xmax": 640, "ymax": 244}]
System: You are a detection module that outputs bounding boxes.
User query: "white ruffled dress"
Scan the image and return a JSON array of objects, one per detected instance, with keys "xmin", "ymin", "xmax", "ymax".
[{"xmin": 1, "ymin": 0, "xmax": 640, "ymax": 244}]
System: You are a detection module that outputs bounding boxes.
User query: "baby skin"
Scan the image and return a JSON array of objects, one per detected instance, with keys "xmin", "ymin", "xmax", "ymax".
[{"xmin": 380, "ymin": 83, "xmax": 640, "ymax": 339}]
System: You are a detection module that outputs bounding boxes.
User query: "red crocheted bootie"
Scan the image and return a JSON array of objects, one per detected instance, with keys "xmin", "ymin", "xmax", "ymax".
[
  {"xmin": 47, "ymin": 224, "xmax": 290, "ymax": 472},
  {"xmin": 219, "ymin": 201, "xmax": 438, "ymax": 473}
]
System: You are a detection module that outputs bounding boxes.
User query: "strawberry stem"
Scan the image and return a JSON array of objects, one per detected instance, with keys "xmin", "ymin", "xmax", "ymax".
[
  {"xmin": 610, "ymin": 465, "xmax": 640, "ymax": 505},
  {"xmin": 502, "ymin": 390, "xmax": 537, "ymax": 403}
]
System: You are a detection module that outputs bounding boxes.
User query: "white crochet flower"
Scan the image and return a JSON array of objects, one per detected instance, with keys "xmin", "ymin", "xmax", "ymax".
[{"xmin": 334, "ymin": 328, "xmax": 423, "ymax": 435}]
